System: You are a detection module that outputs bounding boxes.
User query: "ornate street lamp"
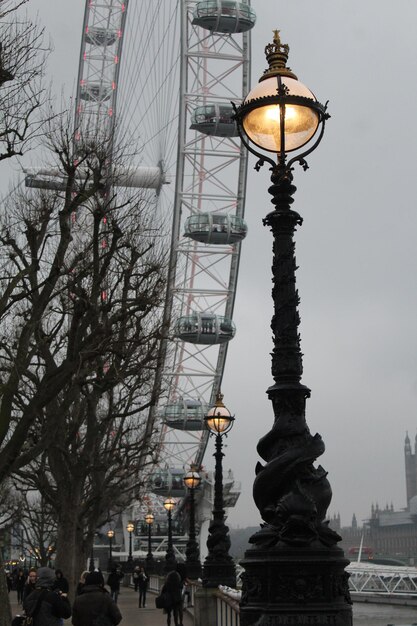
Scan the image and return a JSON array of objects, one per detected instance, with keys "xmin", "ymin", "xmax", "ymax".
[
  {"xmin": 144, "ymin": 512, "xmax": 155, "ymax": 573},
  {"xmin": 107, "ymin": 529, "xmax": 115, "ymax": 570},
  {"xmin": 233, "ymin": 31, "xmax": 352, "ymax": 626},
  {"xmin": 126, "ymin": 521, "xmax": 135, "ymax": 571},
  {"xmin": 202, "ymin": 392, "xmax": 236, "ymax": 588},
  {"xmin": 183, "ymin": 465, "xmax": 202, "ymax": 580},
  {"xmin": 163, "ymin": 497, "xmax": 177, "ymax": 572}
]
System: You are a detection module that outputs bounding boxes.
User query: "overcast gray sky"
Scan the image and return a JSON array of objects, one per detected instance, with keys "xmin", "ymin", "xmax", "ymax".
[{"xmin": 17, "ymin": 0, "xmax": 417, "ymax": 531}]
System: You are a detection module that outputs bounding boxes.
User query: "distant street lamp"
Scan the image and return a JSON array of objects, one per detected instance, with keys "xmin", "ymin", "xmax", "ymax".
[
  {"xmin": 163, "ymin": 497, "xmax": 177, "ymax": 572},
  {"xmin": 144, "ymin": 512, "xmax": 155, "ymax": 573},
  {"xmin": 202, "ymin": 392, "xmax": 236, "ymax": 588},
  {"xmin": 126, "ymin": 522, "xmax": 135, "ymax": 571},
  {"xmin": 183, "ymin": 465, "xmax": 202, "ymax": 579},
  {"xmin": 107, "ymin": 529, "xmax": 115, "ymax": 570},
  {"xmin": 232, "ymin": 30, "xmax": 352, "ymax": 626}
]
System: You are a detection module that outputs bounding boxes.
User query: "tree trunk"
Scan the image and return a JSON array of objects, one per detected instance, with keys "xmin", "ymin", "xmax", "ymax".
[
  {"xmin": 0, "ymin": 556, "xmax": 12, "ymax": 626},
  {"xmin": 55, "ymin": 508, "xmax": 83, "ymax": 600}
]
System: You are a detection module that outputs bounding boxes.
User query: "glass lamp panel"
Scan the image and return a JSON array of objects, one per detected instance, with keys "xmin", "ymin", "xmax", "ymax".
[
  {"xmin": 242, "ymin": 76, "xmax": 319, "ymax": 152},
  {"xmin": 164, "ymin": 497, "xmax": 176, "ymax": 511},
  {"xmin": 206, "ymin": 415, "xmax": 231, "ymax": 433}
]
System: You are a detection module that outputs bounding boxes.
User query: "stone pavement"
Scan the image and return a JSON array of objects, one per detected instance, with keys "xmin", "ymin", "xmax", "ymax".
[{"xmin": 8, "ymin": 586, "xmax": 194, "ymax": 626}]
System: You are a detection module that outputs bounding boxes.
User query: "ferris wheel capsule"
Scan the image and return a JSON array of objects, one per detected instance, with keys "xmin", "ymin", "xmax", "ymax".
[
  {"xmin": 84, "ymin": 27, "xmax": 118, "ymax": 46},
  {"xmin": 192, "ymin": 0, "xmax": 256, "ymax": 34},
  {"xmin": 162, "ymin": 399, "xmax": 208, "ymax": 431},
  {"xmin": 149, "ymin": 467, "xmax": 187, "ymax": 497},
  {"xmin": 190, "ymin": 103, "xmax": 238, "ymax": 137},
  {"xmin": 173, "ymin": 312, "xmax": 236, "ymax": 345},
  {"xmin": 184, "ymin": 212, "xmax": 247, "ymax": 245}
]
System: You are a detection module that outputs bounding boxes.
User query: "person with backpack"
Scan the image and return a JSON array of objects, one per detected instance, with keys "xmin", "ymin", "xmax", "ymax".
[
  {"xmin": 22, "ymin": 566, "xmax": 71, "ymax": 626},
  {"xmin": 72, "ymin": 571, "xmax": 122, "ymax": 626}
]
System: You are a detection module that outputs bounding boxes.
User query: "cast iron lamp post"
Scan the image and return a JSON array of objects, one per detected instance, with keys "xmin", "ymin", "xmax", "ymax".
[
  {"xmin": 126, "ymin": 521, "xmax": 134, "ymax": 571},
  {"xmin": 144, "ymin": 512, "xmax": 155, "ymax": 573},
  {"xmin": 89, "ymin": 541, "xmax": 95, "ymax": 572},
  {"xmin": 183, "ymin": 465, "xmax": 202, "ymax": 579},
  {"xmin": 233, "ymin": 31, "xmax": 352, "ymax": 626},
  {"xmin": 107, "ymin": 529, "xmax": 115, "ymax": 570},
  {"xmin": 202, "ymin": 392, "xmax": 236, "ymax": 588},
  {"xmin": 163, "ymin": 497, "xmax": 177, "ymax": 572}
]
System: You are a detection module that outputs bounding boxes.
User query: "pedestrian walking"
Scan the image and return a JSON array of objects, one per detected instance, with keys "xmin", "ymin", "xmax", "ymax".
[
  {"xmin": 22, "ymin": 566, "xmax": 71, "ymax": 626},
  {"xmin": 106, "ymin": 566, "xmax": 123, "ymax": 603},
  {"xmin": 137, "ymin": 566, "xmax": 148, "ymax": 608},
  {"xmin": 159, "ymin": 570, "xmax": 183, "ymax": 626},
  {"xmin": 22, "ymin": 568, "xmax": 37, "ymax": 602},
  {"xmin": 72, "ymin": 571, "xmax": 122, "ymax": 626},
  {"xmin": 132, "ymin": 565, "xmax": 140, "ymax": 592},
  {"xmin": 15, "ymin": 569, "xmax": 25, "ymax": 604}
]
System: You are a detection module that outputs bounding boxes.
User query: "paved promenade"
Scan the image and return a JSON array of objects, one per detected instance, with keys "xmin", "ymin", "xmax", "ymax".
[{"xmin": 9, "ymin": 586, "xmax": 194, "ymax": 626}]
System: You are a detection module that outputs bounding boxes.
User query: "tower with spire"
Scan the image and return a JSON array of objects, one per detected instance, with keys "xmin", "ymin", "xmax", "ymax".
[{"xmin": 404, "ymin": 431, "xmax": 417, "ymax": 505}]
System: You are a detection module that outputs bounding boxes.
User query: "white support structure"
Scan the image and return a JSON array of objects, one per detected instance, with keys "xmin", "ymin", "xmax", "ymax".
[
  {"xmin": 347, "ymin": 562, "xmax": 417, "ymax": 595},
  {"xmin": 147, "ymin": 0, "xmax": 253, "ymax": 484}
]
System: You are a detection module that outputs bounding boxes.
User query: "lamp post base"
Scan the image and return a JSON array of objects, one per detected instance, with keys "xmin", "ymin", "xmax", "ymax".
[
  {"xmin": 145, "ymin": 555, "xmax": 155, "ymax": 574},
  {"xmin": 240, "ymin": 541, "xmax": 352, "ymax": 626}
]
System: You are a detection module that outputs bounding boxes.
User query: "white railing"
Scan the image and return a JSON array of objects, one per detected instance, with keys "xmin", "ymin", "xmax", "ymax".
[{"xmin": 215, "ymin": 586, "xmax": 240, "ymax": 626}]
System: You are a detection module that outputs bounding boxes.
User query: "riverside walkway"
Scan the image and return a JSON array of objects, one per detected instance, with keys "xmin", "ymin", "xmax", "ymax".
[{"xmin": 9, "ymin": 586, "xmax": 194, "ymax": 626}]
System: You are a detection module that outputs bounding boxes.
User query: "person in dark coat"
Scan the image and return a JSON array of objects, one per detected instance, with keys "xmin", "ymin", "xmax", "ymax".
[
  {"xmin": 137, "ymin": 566, "xmax": 148, "ymax": 608},
  {"xmin": 53, "ymin": 569, "xmax": 69, "ymax": 594},
  {"xmin": 22, "ymin": 568, "xmax": 37, "ymax": 602},
  {"xmin": 106, "ymin": 566, "xmax": 123, "ymax": 603},
  {"xmin": 160, "ymin": 570, "xmax": 183, "ymax": 626},
  {"xmin": 15, "ymin": 568, "xmax": 26, "ymax": 604},
  {"xmin": 23, "ymin": 566, "xmax": 71, "ymax": 626},
  {"xmin": 72, "ymin": 571, "xmax": 122, "ymax": 626}
]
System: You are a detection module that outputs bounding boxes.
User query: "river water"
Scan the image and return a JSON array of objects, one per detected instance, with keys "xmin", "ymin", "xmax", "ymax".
[{"xmin": 353, "ymin": 602, "xmax": 417, "ymax": 626}]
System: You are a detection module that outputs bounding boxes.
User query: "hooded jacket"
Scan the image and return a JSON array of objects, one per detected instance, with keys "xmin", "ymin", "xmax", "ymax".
[
  {"xmin": 71, "ymin": 585, "xmax": 122, "ymax": 626},
  {"xmin": 23, "ymin": 588, "xmax": 72, "ymax": 626}
]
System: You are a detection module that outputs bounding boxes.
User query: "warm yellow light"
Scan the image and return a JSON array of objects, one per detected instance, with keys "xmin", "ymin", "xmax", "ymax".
[
  {"xmin": 184, "ymin": 468, "xmax": 201, "ymax": 490},
  {"xmin": 206, "ymin": 414, "xmax": 232, "ymax": 434},
  {"xmin": 107, "ymin": 529, "xmax": 115, "ymax": 539},
  {"xmin": 243, "ymin": 104, "xmax": 318, "ymax": 153},
  {"xmin": 126, "ymin": 522, "xmax": 135, "ymax": 533},
  {"xmin": 163, "ymin": 497, "xmax": 176, "ymax": 512},
  {"xmin": 241, "ymin": 76, "xmax": 320, "ymax": 153},
  {"xmin": 145, "ymin": 512, "xmax": 155, "ymax": 525}
]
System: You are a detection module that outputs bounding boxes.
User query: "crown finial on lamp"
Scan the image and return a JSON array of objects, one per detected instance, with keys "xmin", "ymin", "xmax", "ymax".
[{"xmin": 262, "ymin": 30, "xmax": 297, "ymax": 81}]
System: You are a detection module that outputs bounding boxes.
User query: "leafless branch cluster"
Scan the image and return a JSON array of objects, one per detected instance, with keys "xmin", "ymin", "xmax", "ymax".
[
  {"xmin": 0, "ymin": 114, "xmax": 168, "ymax": 590},
  {"xmin": 0, "ymin": 0, "xmax": 49, "ymax": 161}
]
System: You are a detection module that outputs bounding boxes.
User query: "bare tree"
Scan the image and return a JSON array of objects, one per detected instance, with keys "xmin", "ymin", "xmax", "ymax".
[
  {"xmin": 0, "ymin": 113, "xmax": 167, "ymax": 599},
  {"xmin": 0, "ymin": 0, "xmax": 49, "ymax": 162}
]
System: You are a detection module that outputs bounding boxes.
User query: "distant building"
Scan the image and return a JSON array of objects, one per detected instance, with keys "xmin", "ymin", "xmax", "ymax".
[{"xmin": 332, "ymin": 432, "xmax": 417, "ymax": 565}]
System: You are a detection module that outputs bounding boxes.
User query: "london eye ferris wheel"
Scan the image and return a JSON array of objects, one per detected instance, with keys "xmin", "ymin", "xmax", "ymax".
[{"xmin": 73, "ymin": 0, "xmax": 255, "ymax": 525}]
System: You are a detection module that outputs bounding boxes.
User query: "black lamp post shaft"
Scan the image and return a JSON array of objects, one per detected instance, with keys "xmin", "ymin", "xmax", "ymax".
[
  {"xmin": 185, "ymin": 486, "xmax": 201, "ymax": 579},
  {"xmin": 202, "ymin": 432, "xmax": 236, "ymax": 588},
  {"xmin": 108, "ymin": 535, "xmax": 113, "ymax": 569},
  {"xmin": 89, "ymin": 544, "xmax": 94, "ymax": 572},
  {"xmin": 239, "ymin": 167, "xmax": 352, "ymax": 626},
  {"xmin": 165, "ymin": 509, "xmax": 176, "ymax": 572},
  {"xmin": 146, "ymin": 523, "xmax": 154, "ymax": 573}
]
